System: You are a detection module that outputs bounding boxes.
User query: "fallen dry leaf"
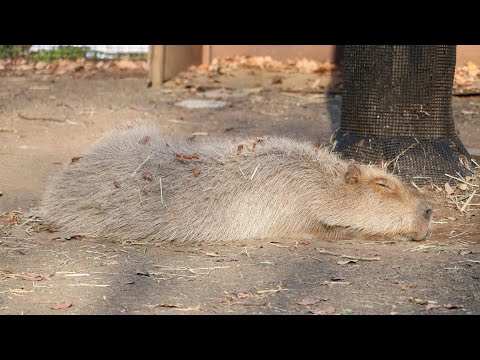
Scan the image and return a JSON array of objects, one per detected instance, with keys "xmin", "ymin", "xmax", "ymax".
[
  {"xmin": 444, "ymin": 182, "xmax": 454, "ymax": 195},
  {"xmin": 237, "ymin": 144, "xmax": 244, "ymax": 154},
  {"xmin": 113, "ymin": 180, "xmax": 121, "ymax": 188},
  {"xmin": 51, "ymin": 302, "xmax": 73, "ymax": 310},
  {"xmin": 425, "ymin": 304, "xmax": 441, "ymax": 311},
  {"xmin": 175, "ymin": 152, "xmax": 200, "ymax": 161},
  {"xmin": 193, "ymin": 164, "xmax": 201, "ymax": 177},
  {"xmin": 70, "ymin": 157, "xmax": 83, "ymax": 165},
  {"xmin": 271, "ymin": 76, "xmax": 283, "ymax": 85},
  {"xmin": 4, "ymin": 214, "xmax": 18, "ymax": 224},
  {"xmin": 297, "ymin": 297, "xmax": 327, "ymax": 306},
  {"xmin": 139, "ymin": 136, "xmax": 151, "ymax": 145},
  {"xmin": 237, "ymin": 292, "xmax": 250, "ymax": 299},
  {"xmin": 337, "ymin": 259, "xmax": 358, "ymax": 265},
  {"xmin": 142, "ymin": 171, "xmax": 154, "ymax": 182},
  {"xmin": 459, "ymin": 250, "xmax": 473, "ymax": 256},
  {"xmin": 444, "ymin": 303, "xmax": 463, "ymax": 309},
  {"xmin": 310, "ymin": 306, "xmax": 336, "ymax": 315},
  {"xmin": 409, "ymin": 297, "xmax": 437, "ymax": 305}
]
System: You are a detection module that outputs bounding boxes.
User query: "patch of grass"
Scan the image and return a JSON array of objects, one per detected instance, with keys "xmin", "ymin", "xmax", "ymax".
[
  {"xmin": 29, "ymin": 46, "xmax": 101, "ymax": 61},
  {"xmin": 0, "ymin": 45, "xmax": 26, "ymax": 59}
]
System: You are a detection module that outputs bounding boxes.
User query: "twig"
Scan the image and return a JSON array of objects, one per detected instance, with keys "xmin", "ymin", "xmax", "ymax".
[
  {"xmin": 445, "ymin": 173, "xmax": 479, "ymax": 187},
  {"xmin": 238, "ymin": 167, "xmax": 247, "ymax": 180},
  {"xmin": 67, "ymin": 284, "xmax": 110, "ymax": 287},
  {"xmin": 18, "ymin": 112, "xmax": 66, "ymax": 123},
  {"xmin": 460, "ymin": 190, "xmax": 476, "ymax": 212},
  {"xmin": 159, "ymin": 177, "xmax": 163, "ymax": 204},
  {"xmin": 317, "ymin": 249, "xmax": 380, "ymax": 261},
  {"xmin": 448, "ymin": 231, "xmax": 468, "ymax": 239},
  {"xmin": 250, "ymin": 166, "xmax": 259, "ymax": 180},
  {"xmin": 256, "ymin": 286, "xmax": 289, "ymax": 294},
  {"xmin": 411, "ymin": 181, "xmax": 422, "ymax": 192},
  {"xmin": 131, "ymin": 153, "xmax": 154, "ymax": 176},
  {"xmin": 268, "ymin": 242, "xmax": 290, "ymax": 248}
]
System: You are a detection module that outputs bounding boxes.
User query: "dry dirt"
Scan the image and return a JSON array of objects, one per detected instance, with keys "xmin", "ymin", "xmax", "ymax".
[{"xmin": 0, "ymin": 68, "xmax": 479, "ymax": 315}]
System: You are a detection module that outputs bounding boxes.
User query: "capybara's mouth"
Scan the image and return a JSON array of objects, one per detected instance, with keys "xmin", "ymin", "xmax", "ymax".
[{"xmin": 412, "ymin": 227, "xmax": 431, "ymax": 241}]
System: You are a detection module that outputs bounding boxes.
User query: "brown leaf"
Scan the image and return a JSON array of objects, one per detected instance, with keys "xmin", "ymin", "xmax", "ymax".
[
  {"xmin": 113, "ymin": 180, "xmax": 121, "ymax": 188},
  {"xmin": 312, "ymin": 140, "xmax": 321, "ymax": 149},
  {"xmin": 51, "ymin": 302, "xmax": 73, "ymax": 310},
  {"xmin": 70, "ymin": 157, "xmax": 83, "ymax": 165},
  {"xmin": 444, "ymin": 182, "xmax": 454, "ymax": 195},
  {"xmin": 4, "ymin": 214, "xmax": 18, "ymax": 224},
  {"xmin": 425, "ymin": 304, "xmax": 441, "ymax": 311},
  {"xmin": 65, "ymin": 235, "xmax": 84, "ymax": 240},
  {"xmin": 337, "ymin": 259, "xmax": 358, "ymax": 265},
  {"xmin": 409, "ymin": 297, "xmax": 437, "ymax": 305},
  {"xmin": 459, "ymin": 250, "xmax": 472, "ymax": 256},
  {"xmin": 157, "ymin": 304, "xmax": 180, "ymax": 308},
  {"xmin": 193, "ymin": 164, "xmax": 201, "ymax": 177},
  {"xmin": 142, "ymin": 171, "xmax": 154, "ymax": 182},
  {"xmin": 458, "ymin": 183, "xmax": 468, "ymax": 191},
  {"xmin": 175, "ymin": 152, "xmax": 200, "ymax": 161},
  {"xmin": 139, "ymin": 136, "xmax": 151, "ymax": 145},
  {"xmin": 237, "ymin": 144, "xmax": 244, "ymax": 154},
  {"xmin": 237, "ymin": 292, "xmax": 250, "ymax": 299},
  {"xmin": 271, "ymin": 76, "xmax": 283, "ymax": 85},
  {"xmin": 310, "ymin": 306, "xmax": 336, "ymax": 315},
  {"xmin": 444, "ymin": 303, "xmax": 463, "ymax": 309},
  {"xmin": 297, "ymin": 297, "xmax": 327, "ymax": 306}
]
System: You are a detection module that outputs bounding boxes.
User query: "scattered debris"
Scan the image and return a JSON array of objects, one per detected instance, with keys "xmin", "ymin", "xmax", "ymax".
[
  {"xmin": 309, "ymin": 306, "xmax": 336, "ymax": 315},
  {"xmin": 337, "ymin": 259, "xmax": 358, "ymax": 265},
  {"xmin": 175, "ymin": 153, "xmax": 200, "ymax": 161},
  {"xmin": 51, "ymin": 302, "xmax": 73, "ymax": 310},
  {"xmin": 70, "ymin": 157, "xmax": 83, "ymax": 165},
  {"xmin": 141, "ymin": 170, "xmax": 154, "ymax": 182},
  {"xmin": 408, "ymin": 297, "xmax": 437, "ymax": 305},
  {"xmin": 297, "ymin": 297, "xmax": 328, "ymax": 306},
  {"xmin": 317, "ymin": 248, "xmax": 380, "ymax": 261},
  {"xmin": 444, "ymin": 303, "xmax": 464, "ymax": 309},
  {"xmin": 139, "ymin": 136, "xmax": 150, "ymax": 145},
  {"xmin": 193, "ymin": 164, "xmax": 201, "ymax": 177}
]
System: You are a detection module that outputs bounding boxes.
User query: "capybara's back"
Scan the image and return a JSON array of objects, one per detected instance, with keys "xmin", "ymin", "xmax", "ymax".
[{"xmin": 41, "ymin": 123, "xmax": 432, "ymax": 243}]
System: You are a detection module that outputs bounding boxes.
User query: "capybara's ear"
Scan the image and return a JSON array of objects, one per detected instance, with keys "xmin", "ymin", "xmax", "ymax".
[{"xmin": 345, "ymin": 164, "xmax": 362, "ymax": 184}]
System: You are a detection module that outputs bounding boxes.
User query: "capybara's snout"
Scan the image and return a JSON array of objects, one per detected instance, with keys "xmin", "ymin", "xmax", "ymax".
[
  {"xmin": 422, "ymin": 204, "xmax": 433, "ymax": 221},
  {"xmin": 413, "ymin": 202, "xmax": 433, "ymax": 241}
]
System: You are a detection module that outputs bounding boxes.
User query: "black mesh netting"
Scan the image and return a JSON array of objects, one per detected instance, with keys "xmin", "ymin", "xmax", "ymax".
[{"xmin": 333, "ymin": 45, "xmax": 473, "ymax": 185}]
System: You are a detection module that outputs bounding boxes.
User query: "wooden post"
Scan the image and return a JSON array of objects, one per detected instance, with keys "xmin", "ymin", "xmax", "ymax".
[
  {"xmin": 202, "ymin": 45, "xmax": 212, "ymax": 65},
  {"xmin": 148, "ymin": 45, "xmax": 165, "ymax": 87},
  {"xmin": 148, "ymin": 45, "xmax": 203, "ymax": 88}
]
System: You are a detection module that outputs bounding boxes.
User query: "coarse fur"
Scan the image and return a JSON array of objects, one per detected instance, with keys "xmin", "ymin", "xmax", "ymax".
[{"xmin": 40, "ymin": 123, "xmax": 432, "ymax": 243}]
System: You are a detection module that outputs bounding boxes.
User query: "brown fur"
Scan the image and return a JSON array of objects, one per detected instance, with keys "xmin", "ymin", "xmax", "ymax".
[{"xmin": 40, "ymin": 123, "xmax": 432, "ymax": 243}]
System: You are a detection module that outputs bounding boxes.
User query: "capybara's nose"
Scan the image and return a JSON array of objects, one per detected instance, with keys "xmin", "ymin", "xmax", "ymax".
[{"xmin": 423, "ymin": 205, "xmax": 432, "ymax": 220}]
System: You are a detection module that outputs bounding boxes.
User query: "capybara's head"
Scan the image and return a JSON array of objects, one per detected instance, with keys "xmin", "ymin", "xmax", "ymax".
[{"xmin": 326, "ymin": 163, "xmax": 432, "ymax": 241}]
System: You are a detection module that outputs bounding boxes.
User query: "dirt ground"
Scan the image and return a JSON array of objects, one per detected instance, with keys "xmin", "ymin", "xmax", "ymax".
[{"xmin": 0, "ymin": 67, "xmax": 479, "ymax": 315}]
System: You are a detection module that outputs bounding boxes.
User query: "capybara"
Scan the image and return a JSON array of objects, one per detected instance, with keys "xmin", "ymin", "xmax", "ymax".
[{"xmin": 40, "ymin": 123, "xmax": 432, "ymax": 243}]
